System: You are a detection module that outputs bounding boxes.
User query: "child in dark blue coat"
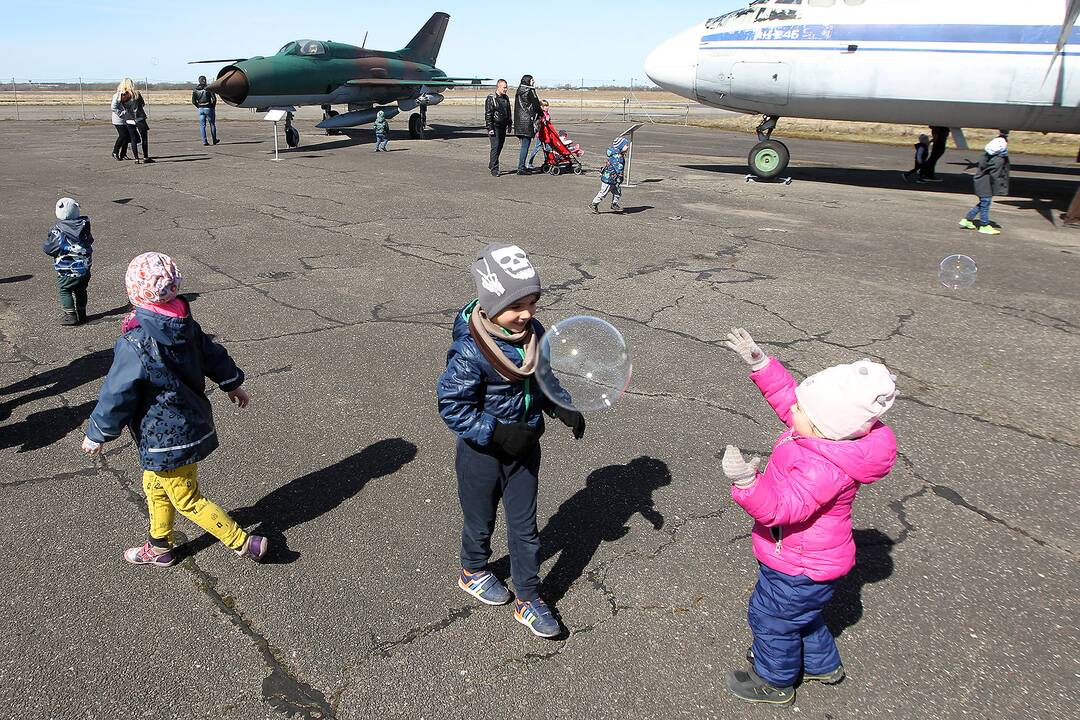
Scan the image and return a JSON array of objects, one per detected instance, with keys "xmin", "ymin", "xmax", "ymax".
[
  {"xmin": 590, "ymin": 137, "xmax": 630, "ymax": 214},
  {"xmin": 437, "ymin": 243, "xmax": 585, "ymax": 638},
  {"xmin": 82, "ymin": 252, "xmax": 268, "ymax": 567},
  {"xmin": 44, "ymin": 198, "xmax": 94, "ymax": 325}
]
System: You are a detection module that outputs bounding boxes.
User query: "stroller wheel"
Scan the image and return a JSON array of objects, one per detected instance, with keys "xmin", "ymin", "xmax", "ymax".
[
  {"xmin": 549, "ymin": 165, "xmax": 561, "ymax": 176},
  {"xmin": 572, "ymin": 164, "xmax": 584, "ymax": 175}
]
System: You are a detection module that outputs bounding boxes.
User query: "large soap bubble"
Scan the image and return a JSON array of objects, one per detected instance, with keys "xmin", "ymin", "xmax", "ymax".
[
  {"xmin": 536, "ymin": 316, "xmax": 632, "ymax": 412},
  {"xmin": 938, "ymin": 254, "xmax": 977, "ymax": 290}
]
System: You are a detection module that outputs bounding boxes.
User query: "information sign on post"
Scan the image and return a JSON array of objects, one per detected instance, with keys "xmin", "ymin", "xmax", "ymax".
[
  {"xmin": 617, "ymin": 123, "xmax": 644, "ymax": 187},
  {"xmin": 264, "ymin": 109, "xmax": 288, "ymax": 161}
]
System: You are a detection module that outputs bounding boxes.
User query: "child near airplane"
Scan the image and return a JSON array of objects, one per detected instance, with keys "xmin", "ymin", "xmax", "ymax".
[
  {"xmin": 44, "ymin": 198, "xmax": 94, "ymax": 326},
  {"xmin": 959, "ymin": 136, "xmax": 1009, "ymax": 235},
  {"xmin": 590, "ymin": 136, "xmax": 630, "ymax": 214},
  {"xmin": 902, "ymin": 133, "xmax": 931, "ymax": 183},
  {"xmin": 720, "ymin": 328, "xmax": 898, "ymax": 706},
  {"xmin": 437, "ymin": 244, "xmax": 585, "ymax": 639},
  {"xmin": 81, "ymin": 252, "xmax": 268, "ymax": 567},
  {"xmin": 374, "ymin": 110, "xmax": 390, "ymax": 152}
]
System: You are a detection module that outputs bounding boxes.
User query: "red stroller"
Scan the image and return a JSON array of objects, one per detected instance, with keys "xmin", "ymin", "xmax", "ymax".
[{"xmin": 536, "ymin": 118, "xmax": 584, "ymax": 176}]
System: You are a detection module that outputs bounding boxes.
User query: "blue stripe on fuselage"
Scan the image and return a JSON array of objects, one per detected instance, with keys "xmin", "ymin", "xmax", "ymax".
[{"xmin": 699, "ymin": 23, "xmax": 1080, "ymax": 45}]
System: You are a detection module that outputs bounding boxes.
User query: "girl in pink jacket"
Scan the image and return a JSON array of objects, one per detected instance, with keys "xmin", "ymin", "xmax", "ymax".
[{"xmin": 721, "ymin": 328, "xmax": 898, "ymax": 706}]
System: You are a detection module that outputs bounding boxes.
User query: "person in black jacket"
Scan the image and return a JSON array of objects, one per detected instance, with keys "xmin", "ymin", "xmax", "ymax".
[
  {"xmin": 131, "ymin": 89, "xmax": 154, "ymax": 163},
  {"xmin": 485, "ymin": 79, "xmax": 512, "ymax": 176},
  {"xmin": 959, "ymin": 136, "xmax": 1010, "ymax": 235},
  {"xmin": 192, "ymin": 76, "xmax": 219, "ymax": 146},
  {"xmin": 512, "ymin": 74, "xmax": 542, "ymax": 175}
]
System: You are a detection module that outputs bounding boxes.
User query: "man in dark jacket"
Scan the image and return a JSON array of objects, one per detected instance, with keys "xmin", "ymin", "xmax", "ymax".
[
  {"xmin": 921, "ymin": 125, "xmax": 949, "ymax": 182},
  {"xmin": 191, "ymin": 75, "xmax": 219, "ymax": 146},
  {"xmin": 959, "ymin": 136, "xmax": 1009, "ymax": 235},
  {"xmin": 512, "ymin": 74, "xmax": 542, "ymax": 174},
  {"xmin": 485, "ymin": 79, "xmax": 512, "ymax": 176}
]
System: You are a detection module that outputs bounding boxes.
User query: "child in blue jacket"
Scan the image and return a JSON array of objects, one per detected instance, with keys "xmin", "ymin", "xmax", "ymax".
[
  {"xmin": 437, "ymin": 243, "xmax": 585, "ymax": 638},
  {"xmin": 590, "ymin": 137, "xmax": 630, "ymax": 214},
  {"xmin": 82, "ymin": 252, "xmax": 267, "ymax": 567},
  {"xmin": 44, "ymin": 198, "xmax": 94, "ymax": 325},
  {"xmin": 373, "ymin": 110, "xmax": 389, "ymax": 151}
]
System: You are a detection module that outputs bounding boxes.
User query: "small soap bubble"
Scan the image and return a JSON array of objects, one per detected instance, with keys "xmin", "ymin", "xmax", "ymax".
[
  {"xmin": 939, "ymin": 255, "xmax": 977, "ymax": 290},
  {"xmin": 536, "ymin": 316, "xmax": 632, "ymax": 412}
]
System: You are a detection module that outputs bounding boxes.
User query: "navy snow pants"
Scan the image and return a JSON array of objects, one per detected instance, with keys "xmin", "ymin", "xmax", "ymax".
[
  {"xmin": 456, "ymin": 437, "xmax": 542, "ymax": 601},
  {"xmin": 748, "ymin": 563, "xmax": 842, "ymax": 687}
]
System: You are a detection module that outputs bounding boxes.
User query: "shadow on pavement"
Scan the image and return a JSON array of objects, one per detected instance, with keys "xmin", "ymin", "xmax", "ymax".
[
  {"xmin": 85, "ymin": 303, "xmax": 131, "ymax": 324},
  {"xmin": 0, "ymin": 274, "xmax": 32, "ymax": 284},
  {"xmin": 824, "ymin": 528, "xmax": 895, "ymax": 638},
  {"xmin": 0, "ymin": 348, "xmax": 112, "ymax": 422},
  {"xmin": 490, "ymin": 456, "xmax": 671, "ymax": 605},
  {"xmin": 0, "ymin": 399, "xmax": 95, "ymax": 453},
  {"xmin": 177, "ymin": 437, "xmax": 418, "ymax": 563}
]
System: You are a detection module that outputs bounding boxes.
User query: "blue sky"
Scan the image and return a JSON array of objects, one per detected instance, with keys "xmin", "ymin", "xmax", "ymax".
[{"xmin": 4, "ymin": 1, "xmax": 744, "ymax": 85}]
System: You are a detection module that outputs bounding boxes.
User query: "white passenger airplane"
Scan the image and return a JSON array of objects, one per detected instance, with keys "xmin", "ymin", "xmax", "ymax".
[{"xmin": 644, "ymin": 0, "xmax": 1079, "ymax": 178}]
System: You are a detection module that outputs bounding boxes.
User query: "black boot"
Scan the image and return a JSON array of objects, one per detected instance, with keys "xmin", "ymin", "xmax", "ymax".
[
  {"xmin": 61, "ymin": 311, "xmax": 80, "ymax": 326},
  {"xmin": 725, "ymin": 667, "xmax": 795, "ymax": 706}
]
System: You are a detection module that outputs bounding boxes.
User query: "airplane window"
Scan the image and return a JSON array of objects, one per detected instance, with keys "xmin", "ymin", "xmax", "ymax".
[
  {"xmin": 297, "ymin": 40, "xmax": 326, "ymax": 56},
  {"xmin": 277, "ymin": 42, "xmax": 298, "ymax": 55},
  {"xmin": 705, "ymin": 7, "xmax": 754, "ymax": 29},
  {"xmin": 843, "ymin": 0, "xmax": 865, "ymax": 4},
  {"xmin": 808, "ymin": 0, "xmax": 835, "ymax": 5}
]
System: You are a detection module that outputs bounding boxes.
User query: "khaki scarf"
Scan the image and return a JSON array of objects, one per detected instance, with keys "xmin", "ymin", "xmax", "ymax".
[{"xmin": 468, "ymin": 308, "xmax": 538, "ymax": 383}]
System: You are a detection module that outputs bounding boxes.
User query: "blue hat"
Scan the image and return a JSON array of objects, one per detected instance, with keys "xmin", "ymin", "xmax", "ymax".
[{"xmin": 611, "ymin": 137, "xmax": 630, "ymax": 153}]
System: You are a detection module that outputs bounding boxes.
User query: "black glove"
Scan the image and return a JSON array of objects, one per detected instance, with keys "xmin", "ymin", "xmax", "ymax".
[
  {"xmin": 553, "ymin": 406, "xmax": 586, "ymax": 439},
  {"xmin": 492, "ymin": 421, "xmax": 541, "ymax": 458}
]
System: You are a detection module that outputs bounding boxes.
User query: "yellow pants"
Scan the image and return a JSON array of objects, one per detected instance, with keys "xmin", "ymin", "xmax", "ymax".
[{"xmin": 143, "ymin": 464, "xmax": 247, "ymax": 551}]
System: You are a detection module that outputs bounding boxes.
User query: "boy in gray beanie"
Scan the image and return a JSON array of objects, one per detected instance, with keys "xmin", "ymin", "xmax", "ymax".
[
  {"xmin": 43, "ymin": 197, "xmax": 95, "ymax": 325},
  {"xmin": 437, "ymin": 243, "xmax": 585, "ymax": 640}
]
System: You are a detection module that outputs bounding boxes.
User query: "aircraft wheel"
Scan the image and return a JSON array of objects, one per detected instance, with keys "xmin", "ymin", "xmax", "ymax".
[
  {"xmin": 748, "ymin": 139, "xmax": 789, "ymax": 179},
  {"xmin": 285, "ymin": 126, "xmax": 300, "ymax": 148},
  {"xmin": 323, "ymin": 110, "xmax": 341, "ymax": 136},
  {"xmin": 409, "ymin": 113, "xmax": 423, "ymax": 139}
]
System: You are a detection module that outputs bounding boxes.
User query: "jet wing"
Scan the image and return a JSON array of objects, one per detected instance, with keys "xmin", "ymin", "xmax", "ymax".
[{"xmin": 188, "ymin": 59, "xmax": 247, "ymax": 64}]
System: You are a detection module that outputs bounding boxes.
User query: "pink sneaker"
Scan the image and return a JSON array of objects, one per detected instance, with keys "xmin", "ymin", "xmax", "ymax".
[
  {"xmin": 235, "ymin": 534, "xmax": 268, "ymax": 561},
  {"xmin": 124, "ymin": 542, "xmax": 176, "ymax": 567}
]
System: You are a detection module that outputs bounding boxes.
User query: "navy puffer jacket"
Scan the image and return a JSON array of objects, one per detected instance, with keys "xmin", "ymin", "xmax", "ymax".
[
  {"xmin": 86, "ymin": 301, "xmax": 244, "ymax": 471},
  {"xmin": 437, "ymin": 301, "xmax": 548, "ymax": 446}
]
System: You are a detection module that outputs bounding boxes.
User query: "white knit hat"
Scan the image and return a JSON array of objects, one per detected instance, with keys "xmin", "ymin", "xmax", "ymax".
[
  {"xmin": 55, "ymin": 197, "xmax": 80, "ymax": 221},
  {"xmin": 985, "ymin": 137, "xmax": 1008, "ymax": 156},
  {"xmin": 794, "ymin": 359, "xmax": 897, "ymax": 440}
]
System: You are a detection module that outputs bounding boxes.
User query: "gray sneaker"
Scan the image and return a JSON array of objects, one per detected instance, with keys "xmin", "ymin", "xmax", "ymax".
[
  {"xmin": 746, "ymin": 646, "xmax": 845, "ymax": 684},
  {"xmin": 458, "ymin": 569, "xmax": 512, "ymax": 605},
  {"xmin": 725, "ymin": 667, "xmax": 795, "ymax": 706}
]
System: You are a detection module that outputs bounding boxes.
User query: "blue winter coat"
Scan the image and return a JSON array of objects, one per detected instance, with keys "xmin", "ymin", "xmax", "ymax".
[
  {"xmin": 437, "ymin": 301, "xmax": 548, "ymax": 447},
  {"xmin": 600, "ymin": 147, "xmax": 625, "ymax": 186},
  {"xmin": 43, "ymin": 218, "xmax": 94, "ymax": 276},
  {"xmin": 86, "ymin": 302, "xmax": 244, "ymax": 471}
]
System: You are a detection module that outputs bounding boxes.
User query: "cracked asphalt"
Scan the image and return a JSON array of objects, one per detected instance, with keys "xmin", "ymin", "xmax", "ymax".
[{"xmin": 0, "ymin": 111, "xmax": 1077, "ymax": 720}]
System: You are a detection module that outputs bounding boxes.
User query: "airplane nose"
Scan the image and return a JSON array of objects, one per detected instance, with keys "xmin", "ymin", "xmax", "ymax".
[
  {"xmin": 208, "ymin": 67, "xmax": 248, "ymax": 105},
  {"xmin": 645, "ymin": 25, "xmax": 700, "ymax": 98}
]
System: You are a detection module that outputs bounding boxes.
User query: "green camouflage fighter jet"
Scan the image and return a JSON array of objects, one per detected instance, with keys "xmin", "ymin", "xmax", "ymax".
[{"xmin": 190, "ymin": 12, "xmax": 487, "ymax": 147}]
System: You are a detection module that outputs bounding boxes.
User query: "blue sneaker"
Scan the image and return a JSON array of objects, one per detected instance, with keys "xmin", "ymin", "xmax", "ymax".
[
  {"xmin": 514, "ymin": 598, "xmax": 561, "ymax": 638},
  {"xmin": 458, "ymin": 569, "xmax": 512, "ymax": 606}
]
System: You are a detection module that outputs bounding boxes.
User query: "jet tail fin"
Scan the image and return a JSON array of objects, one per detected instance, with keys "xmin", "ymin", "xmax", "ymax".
[{"xmin": 398, "ymin": 12, "xmax": 449, "ymax": 66}]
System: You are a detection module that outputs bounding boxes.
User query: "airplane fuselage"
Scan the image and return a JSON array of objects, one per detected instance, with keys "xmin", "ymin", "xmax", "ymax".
[{"xmin": 646, "ymin": 0, "xmax": 1080, "ymax": 133}]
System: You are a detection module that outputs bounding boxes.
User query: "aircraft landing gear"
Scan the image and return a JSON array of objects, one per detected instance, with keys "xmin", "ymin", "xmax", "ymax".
[
  {"xmin": 321, "ymin": 105, "xmax": 341, "ymax": 136},
  {"xmin": 285, "ymin": 112, "xmax": 300, "ymax": 148},
  {"xmin": 408, "ymin": 112, "xmax": 424, "ymax": 139},
  {"xmin": 748, "ymin": 115, "xmax": 790, "ymax": 180}
]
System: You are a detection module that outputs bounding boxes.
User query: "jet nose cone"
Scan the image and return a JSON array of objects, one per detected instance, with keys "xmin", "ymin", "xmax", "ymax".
[
  {"xmin": 645, "ymin": 25, "xmax": 701, "ymax": 99},
  {"xmin": 208, "ymin": 67, "xmax": 248, "ymax": 105}
]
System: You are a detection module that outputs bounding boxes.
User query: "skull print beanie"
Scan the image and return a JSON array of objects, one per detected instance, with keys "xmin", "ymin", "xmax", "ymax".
[{"xmin": 471, "ymin": 243, "xmax": 541, "ymax": 317}]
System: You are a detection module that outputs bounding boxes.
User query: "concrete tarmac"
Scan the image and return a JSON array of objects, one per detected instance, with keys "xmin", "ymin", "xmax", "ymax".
[{"xmin": 0, "ymin": 115, "xmax": 1077, "ymax": 720}]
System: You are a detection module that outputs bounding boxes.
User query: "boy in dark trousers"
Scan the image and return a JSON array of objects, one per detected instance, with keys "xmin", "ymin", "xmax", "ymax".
[
  {"xmin": 902, "ymin": 133, "xmax": 930, "ymax": 182},
  {"xmin": 591, "ymin": 137, "xmax": 630, "ymax": 214},
  {"xmin": 44, "ymin": 198, "xmax": 94, "ymax": 325},
  {"xmin": 437, "ymin": 243, "xmax": 586, "ymax": 638},
  {"xmin": 959, "ymin": 136, "xmax": 1010, "ymax": 235}
]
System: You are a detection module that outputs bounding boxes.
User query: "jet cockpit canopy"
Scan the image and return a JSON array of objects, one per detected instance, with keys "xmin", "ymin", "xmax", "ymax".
[{"xmin": 277, "ymin": 40, "xmax": 328, "ymax": 56}]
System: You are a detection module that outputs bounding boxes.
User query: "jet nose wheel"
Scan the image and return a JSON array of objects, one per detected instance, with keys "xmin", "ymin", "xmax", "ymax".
[
  {"xmin": 748, "ymin": 139, "xmax": 790, "ymax": 179},
  {"xmin": 285, "ymin": 126, "xmax": 300, "ymax": 148}
]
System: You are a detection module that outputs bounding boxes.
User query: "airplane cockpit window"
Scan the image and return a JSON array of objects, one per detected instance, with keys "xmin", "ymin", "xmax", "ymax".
[
  {"xmin": 843, "ymin": 0, "xmax": 865, "ymax": 5},
  {"xmin": 755, "ymin": 0, "xmax": 801, "ymax": 22},
  {"xmin": 705, "ymin": 0, "xmax": 805, "ymax": 29},
  {"xmin": 297, "ymin": 40, "xmax": 327, "ymax": 56},
  {"xmin": 277, "ymin": 42, "xmax": 298, "ymax": 55},
  {"xmin": 808, "ymin": 0, "xmax": 836, "ymax": 6}
]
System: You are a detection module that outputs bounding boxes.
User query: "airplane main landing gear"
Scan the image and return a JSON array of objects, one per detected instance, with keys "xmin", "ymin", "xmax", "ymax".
[
  {"xmin": 408, "ymin": 112, "xmax": 424, "ymax": 139},
  {"xmin": 321, "ymin": 105, "xmax": 341, "ymax": 136},
  {"xmin": 748, "ymin": 115, "xmax": 790, "ymax": 180}
]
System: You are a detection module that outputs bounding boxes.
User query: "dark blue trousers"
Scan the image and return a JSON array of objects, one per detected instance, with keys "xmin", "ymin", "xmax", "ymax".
[
  {"xmin": 456, "ymin": 438, "xmax": 541, "ymax": 601},
  {"xmin": 748, "ymin": 563, "xmax": 842, "ymax": 687}
]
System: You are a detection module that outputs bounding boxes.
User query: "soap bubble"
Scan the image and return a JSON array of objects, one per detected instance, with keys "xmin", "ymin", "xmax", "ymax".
[
  {"xmin": 938, "ymin": 254, "xmax": 977, "ymax": 289},
  {"xmin": 536, "ymin": 316, "xmax": 632, "ymax": 412}
]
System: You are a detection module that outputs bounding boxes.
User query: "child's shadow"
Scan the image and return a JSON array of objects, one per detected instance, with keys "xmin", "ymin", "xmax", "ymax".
[
  {"xmin": 491, "ymin": 456, "xmax": 672, "ymax": 605},
  {"xmin": 176, "ymin": 437, "xmax": 417, "ymax": 564},
  {"xmin": 823, "ymin": 528, "xmax": 895, "ymax": 637}
]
